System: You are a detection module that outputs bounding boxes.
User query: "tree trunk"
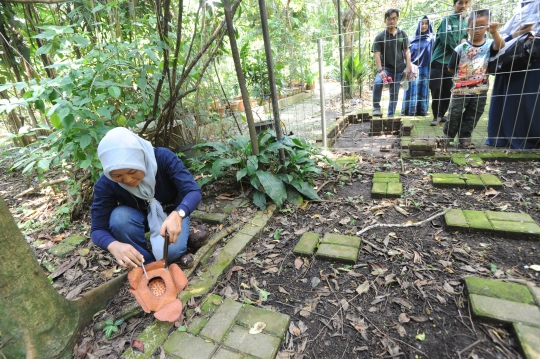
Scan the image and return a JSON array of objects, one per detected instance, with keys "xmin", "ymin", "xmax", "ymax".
[
  {"xmin": 0, "ymin": 196, "xmax": 127, "ymax": 358},
  {"xmin": 222, "ymin": 0, "xmax": 259, "ymax": 155}
]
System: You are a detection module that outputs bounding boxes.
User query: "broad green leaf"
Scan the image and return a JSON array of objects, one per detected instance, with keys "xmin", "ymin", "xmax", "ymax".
[
  {"xmin": 37, "ymin": 159, "xmax": 51, "ymax": 171},
  {"xmin": 285, "ymin": 186, "xmax": 304, "ymax": 206},
  {"xmin": 50, "ymin": 112, "xmax": 62, "ymax": 129},
  {"xmin": 116, "ymin": 114, "xmax": 127, "ymax": 126},
  {"xmin": 79, "ymin": 135, "xmax": 91, "ymax": 149},
  {"xmin": 108, "ymin": 86, "xmax": 121, "ymax": 98},
  {"xmin": 290, "ymin": 179, "xmax": 320, "ymax": 200},
  {"xmin": 97, "ymin": 107, "xmax": 111, "ymax": 119},
  {"xmin": 253, "ymin": 190, "xmax": 266, "ymax": 210},
  {"xmin": 35, "ymin": 43, "xmax": 53, "ymax": 56},
  {"xmin": 114, "ymin": 318, "xmax": 125, "ymax": 326},
  {"xmin": 80, "ymin": 159, "xmax": 92, "ymax": 170},
  {"xmin": 246, "ymin": 155, "xmax": 258, "ymax": 175},
  {"xmin": 62, "ymin": 114, "xmax": 75, "ymax": 131},
  {"xmin": 211, "ymin": 158, "xmax": 240, "ymax": 178},
  {"xmin": 255, "ymin": 170, "xmax": 286, "ymax": 207},
  {"xmin": 73, "ymin": 35, "xmax": 90, "ymax": 47},
  {"xmin": 34, "ymin": 100, "xmax": 45, "ymax": 113},
  {"xmin": 236, "ymin": 168, "xmax": 248, "ymax": 181},
  {"xmin": 415, "ymin": 332, "xmax": 425, "ymax": 341}
]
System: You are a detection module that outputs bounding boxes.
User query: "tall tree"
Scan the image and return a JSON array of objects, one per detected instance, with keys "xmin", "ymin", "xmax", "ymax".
[{"xmin": 0, "ymin": 196, "xmax": 127, "ymax": 358}]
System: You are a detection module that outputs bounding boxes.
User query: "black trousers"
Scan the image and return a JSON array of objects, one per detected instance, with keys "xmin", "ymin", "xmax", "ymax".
[{"xmin": 429, "ymin": 61, "xmax": 454, "ymax": 119}]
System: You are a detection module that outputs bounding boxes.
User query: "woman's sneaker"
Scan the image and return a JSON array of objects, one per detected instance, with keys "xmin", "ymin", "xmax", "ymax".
[{"xmin": 430, "ymin": 117, "xmax": 443, "ymax": 126}]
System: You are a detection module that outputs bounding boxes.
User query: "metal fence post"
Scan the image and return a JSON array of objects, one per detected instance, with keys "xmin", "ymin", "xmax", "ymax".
[{"xmin": 318, "ymin": 38, "xmax": 327, "ymax": 148}]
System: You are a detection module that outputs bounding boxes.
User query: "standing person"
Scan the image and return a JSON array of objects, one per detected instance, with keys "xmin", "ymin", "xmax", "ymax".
[
  {"xmin": 402, "ymin": 16, "xmax": 435, "ymax": 116},
  {"xmin": 372, "ymin": 8, "xmax": 412, "ymax": 118},
  {"xmin": 91, "ymin": 127, "xmax": 202, "ymax": 269},
  {"xmin": 438, "ymin": 9, "xmax": 505, "ymax": 149},
  {"xmin": 486, "ymin": 0, "xmax": 540, "ymax": 149},
  {"xmin": 429, "ymin": 0, "xmax": 471, "ymax": 126}
]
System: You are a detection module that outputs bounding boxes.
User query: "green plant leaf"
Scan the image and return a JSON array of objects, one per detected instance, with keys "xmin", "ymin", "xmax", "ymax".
[
  {"xmin": 50, "ymin": 112, "xmax": 61, "ymax": 129},
  {"xmin": 35, "ymin": 43, "xmax": 53, "ymax": 56},
  {"xmin": 116, "ymin": 114, "xmax": 127, "ymax": 126},
  {"xmin": 290, "ymin": 179, "xmax": 320, "ymax": 200},
  {"xmin": 79, "ymin": 135, "xmax": 91, "ymax": 149},
  {"xmin": 114, "ymin": 318, "xmax": 125, "ymax": 326},
  {"xmin": 255, "ymin": 170, "xmax": 286, "ymax": 207},
  {"xmin": 108, "ymin": 86, "xmax": 121, "ymax": 98},
  {"xmin": 236, "ymin": 168, "xmax": 248, "ymax": 181},
  {"xmin": 246, "ymin": 155, "xmax": 258, "ymax": 175},
  {"xmin": 253, "ymin": 190, "xmax": 266, "ymax": 210}
]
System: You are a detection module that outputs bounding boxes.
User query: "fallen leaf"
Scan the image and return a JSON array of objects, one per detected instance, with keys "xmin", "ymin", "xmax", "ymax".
[
  {"xmin": 50, "ymin": 257, "xmax": 79, "ymax": 279},
  {"xmin": 393, "ymin": 205, "xmax": 409, "ymax": 216},
  {"xmin": 294, "ymin": 257, "xmax": 303, "ymax": 270},
  {"xmin": 368, "ymin": 306, "xmax": 379, "ymax": 312},
  {"xmin": 225, "ymin": 266, "xmax": 244, "ymax": 280},
  {"xmin": 249, "ymin": 322, "xmax": 266, "ymax": 334},
  {"xmin": 409, "ymin": 315, "xmax": 429, "ymax": 322},
  {"xmin": 355, "ymin": 280, "xmax": 370, "ymax": 295},
  {"xmin": 443, "ymin": 281, "xmax": 457, "ymax": 295},
  {"xmin": 391, "ymin": 297, "xmax": 412, "ymax": 309},
  {"xmin": 132, "ymin": 340, "xmax": 144, "ymax": 352},
  {"xmin": 78, "ymin": 248, "xmax": 90, "ymax": 256},
  {"xmin": 52, "ymin": 234, "xmax": 65, "ymax": 243},
  {"xmin": 530, "ymin": 264, "xmax": 540, "ymax": 271},
  {"xmin": 485, "ymin": 188, "xmax": 499, "ymax": 197},
  {"xmin": 396, "ymin": 324, "xmax": 407, "ymax": 337},
  {"xmin": 339, "ymin": 216, "xmax": 351, "ymax": 225},
  {"xmin": 311, "ymin": 277, "xmax": 321, "ymax": 288},
  {"xmin": 415, "ymin": 332, "xmax": 426, "ymax": 341},
  {"xmin": 278, "ymin": 286, "xmax": 289, "ymax": 294},
  {"xmin": 262, "ymin": 267, "xmax": 279, "ymax": 274},
  {"xmin": 216, "ymin": 193, "xmax": 235, "ymax": 200},
  {"xmin": 398, "ymin": 313, "xmax": 410, "ymax": 323},
  {"xmin": 102, "ymin": 268, "xmax": 115, "ymax": 279}
]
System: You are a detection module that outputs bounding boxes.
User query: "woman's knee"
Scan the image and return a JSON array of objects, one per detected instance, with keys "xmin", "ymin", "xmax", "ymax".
[{"xmin": 109, "ymin": 206, "xmax": 145, "ymax": 235}]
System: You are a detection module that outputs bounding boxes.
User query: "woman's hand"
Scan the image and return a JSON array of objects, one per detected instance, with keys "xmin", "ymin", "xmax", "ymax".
[
  {"xmin": 107, "ymin": 241, "xmax": 144, "ymax": 268},
  {"xmin": 513, "ymin": 23, "xmax": 534, "ymax": 38},
  {"xmin": 160, "ymin": 211, "xmax": 183, "ymax": 244}
]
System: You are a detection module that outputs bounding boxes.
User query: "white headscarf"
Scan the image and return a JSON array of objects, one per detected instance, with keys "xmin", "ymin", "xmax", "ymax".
[{"xmin": 97, "ymin": 127, "xmax": 168, "ymax": 260}]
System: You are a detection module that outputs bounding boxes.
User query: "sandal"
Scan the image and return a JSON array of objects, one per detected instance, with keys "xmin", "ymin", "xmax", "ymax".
[
  {"xmin": 179, "ymin": 253, "xmax": 194, "ymax": 268},
  {"xmin": 459, "ymin": 142, "xmax": 476, "ymax": 149}
]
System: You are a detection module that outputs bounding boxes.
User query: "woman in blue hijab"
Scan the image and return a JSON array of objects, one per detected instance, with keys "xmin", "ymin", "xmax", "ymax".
[{"xmin": 402, "ymin": 16, "xmax": 435, "ymax": 116}]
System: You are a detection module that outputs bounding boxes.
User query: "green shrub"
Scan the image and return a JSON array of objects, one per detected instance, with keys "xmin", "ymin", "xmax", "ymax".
[{"xmin": 189, "ymin": 130, "xmax": 336, "ymax": 210}]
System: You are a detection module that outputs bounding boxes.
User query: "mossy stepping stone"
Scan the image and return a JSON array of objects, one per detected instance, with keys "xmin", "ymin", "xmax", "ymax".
[
  {"xmin": 372, "ymin": 172, "xmax": 402, "ymax": 198},
  {"xmin": 315, "ymin": 233, "xmax": 361, "ymax": 264}
]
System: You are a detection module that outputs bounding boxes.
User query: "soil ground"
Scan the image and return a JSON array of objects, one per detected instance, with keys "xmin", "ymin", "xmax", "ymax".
[{"xmin": 1, "ymin": 148, "xmax": 539, "ymax": 359}]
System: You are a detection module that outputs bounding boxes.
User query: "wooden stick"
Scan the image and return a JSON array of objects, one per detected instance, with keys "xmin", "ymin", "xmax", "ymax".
[
  {"xmin": 14, "ymin": 177, "xmax": 69, "ymax": 198},
  {"xmin": 356, "ymin": 208, "xmax": 449, "ymax": 236}
]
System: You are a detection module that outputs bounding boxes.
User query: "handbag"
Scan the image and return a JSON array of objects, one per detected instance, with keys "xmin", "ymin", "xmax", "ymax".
[{"xmin": 488, "ymin": 31, "xmax": 540, "ymax": 74}]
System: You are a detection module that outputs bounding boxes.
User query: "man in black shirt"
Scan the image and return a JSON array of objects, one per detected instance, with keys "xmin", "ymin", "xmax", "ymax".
[{"xmin": 372, "ymin": 9, "xmax": 412, "ymax": 118}]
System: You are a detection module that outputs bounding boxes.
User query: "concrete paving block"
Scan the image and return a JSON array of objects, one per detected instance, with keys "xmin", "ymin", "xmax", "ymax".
[
  {"xmin": 490, "ymin": 220, "xmax": 540, "ymax": 238},
  {"xmin": 293, "ymin": 232, "xmax": 320, "ymax": 255},
  {"xmin": 236, "ymin": 305, "xmax": 290, "ymax": 338},
  {"xmin": 480, "ymin": 174, "xmax": 503, "ymax": 188},
  {"xmin": 386, "ymin": 183, "xmax": 403, "ymax": 197},
  {"xmin": 373, "ymin": 172, "xmax": 400, "ymax": 179},
  {"xmin": 372, "ymin": 176, "xmax": 400, "ymax": 183},
  {"xmin": 432, "ymin": 174, "xmax": 466, "ymax": 187},
  {"xmin": 191, "ymin": 211, "xmax": 229, "ymax": 224},
  {"xmin": 187, "ymin": 294, "xmax": 223, "ymax": 335},
  {"xmin": 530, "ymin": 287, "xmax": 540, "ymax": 307},
  {"xmin": 465, "ymin": 277, "xmax": 535, "ymax": 305},
  {"xmin": 65, "ymin": 235, "xmax": 86, "ymax": 246},
  {"xmin": 212, "ymin": 348, "xmax": 245, "ymax": 359},
  {"xmin": 371, "ymin": 182, "xmax": 387, "ymax": 199},
  {"xmin": 462, "ymin": 174, "xmax": 484, "ymax": 188},
  {"xmin": 320, "ymin": 233, "xmax": 361, "ymax": 248},
  {"xmin": 316, "ymin": 243, "xmax": 358, "ymax": 263},
  {"xmin": 223, "ymin": 325, "xmax": 281, "ymax": 359},
  {"xmin": 485, "ymin": 211, "xmax": 536, "ymax": 223},
  {"xmin": 445, "ymin": 209, "xmax": 469, "ymax": 230},
  {"xmin": 514, "ymin": 323, "xmax": 540, "ymax": 359},
  {"xmin": 199, "ymin": 299, "xmax": 243, "ymax": 342},
  {"xmin": 463, "ymin": 210, "xmax": 493, "ymax": 231},
  {"xmin": 222, "ymin": 199, "xmax": 245, "ymax": 214},
  {"xmin": 164, "ymin": 332, "xmax": 217, "ymax": 359},
  {"xmin": 469, "ymin": 294, "xmax": 540, "ymax": 327},
  {"xmin": 48, "ymin": 243, "xmax": 76, "ymax": 258},
  {"xmin": 124, "ymin": 321, "xmax": 173, "ymax": 359}
]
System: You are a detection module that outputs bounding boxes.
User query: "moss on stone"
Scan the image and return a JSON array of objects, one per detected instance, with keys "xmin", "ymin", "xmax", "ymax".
[{"xmin": 465, "ymin": 277, "xmax": 535, "ymax": 305}]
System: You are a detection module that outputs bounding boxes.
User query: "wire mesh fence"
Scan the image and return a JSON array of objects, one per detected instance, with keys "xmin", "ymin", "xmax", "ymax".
[{"xmin": 213, "ymin": 0, "xmax": 539, "ymax": 155}]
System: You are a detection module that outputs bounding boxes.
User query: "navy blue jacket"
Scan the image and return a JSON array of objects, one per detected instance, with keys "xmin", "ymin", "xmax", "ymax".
[{"xmin": 90, "ymin": 147, "xmax": 202, "ymax": 250}]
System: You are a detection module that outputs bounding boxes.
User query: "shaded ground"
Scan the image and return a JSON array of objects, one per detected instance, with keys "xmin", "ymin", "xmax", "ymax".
[{"xmin": 1, "ymin": 149, "xmax": 539, "ymax": 358}]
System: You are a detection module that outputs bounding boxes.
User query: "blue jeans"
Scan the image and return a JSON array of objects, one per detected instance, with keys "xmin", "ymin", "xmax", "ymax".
[
  {"xmin": 373, "ymin": 70, "xmax": 403, "ymax": 117},
  {"xmin": 109, "ymin": 205, "xmax": 190, "ymax": 263}
]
